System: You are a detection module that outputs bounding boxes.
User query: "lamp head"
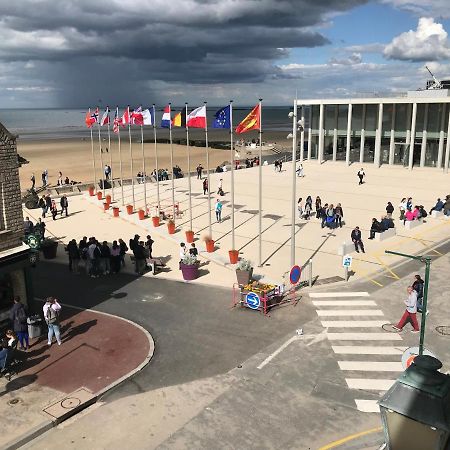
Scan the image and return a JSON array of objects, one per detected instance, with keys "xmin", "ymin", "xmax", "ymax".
[
  {"xmin": 288, "ymin": 112, "xmax": 294, "ymax": 118},
  {"xmin": 287, "ymin": 133, "xmax": 293, "ymax": 139}
]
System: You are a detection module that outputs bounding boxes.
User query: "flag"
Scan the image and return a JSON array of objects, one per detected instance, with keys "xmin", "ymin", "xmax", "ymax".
[
  {"xmin": 212, "ymin": 105, "xmax": 231, "ymax": 129},
  {"xmin": 121, "ymin": 106, "xmax": 131, "ymax": 126},
  {"xmin": 85, "ymin": 107, "xmax": 98, "ymax": 128},
  {"xmin": 113, "ymin": 107, "xmax": 122, "ymax": 133},
  {"xmin": 186, "ymin": 105, "xmax": 206, "ymax": 128},
  {"xmin": 142, "ymin": 108, "xmax": 154, "ymax": 125},
  {"xmin": 100, "ymin": 107, "xmax": 110, "ymax": 126},
  {"xmin": 172, "ymin": 112, "xmax": 182, "ymax": 127},
  {"xmin": 131, "ymin": 106, "xmax": 144, "ymax": 125},
  {"xmin": 161, "ymin": 105, "xmax": 171, "ymax": 128},
  {"xmin": 235, "ymin": 104, "xmax": 260, "ymax": 134}
]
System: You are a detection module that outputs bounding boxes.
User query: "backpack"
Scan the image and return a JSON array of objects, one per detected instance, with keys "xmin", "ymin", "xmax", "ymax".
[
  {"xmin": 46, "ymin": 305, "xmax": 59, "ymax": 324},
  {"xmin": 16, "ymin": 306, "xmax": 27, "ymax": 324}
]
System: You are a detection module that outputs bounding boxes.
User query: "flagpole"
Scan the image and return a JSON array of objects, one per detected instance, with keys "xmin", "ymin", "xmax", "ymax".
[
  {"xmin": 128, "ymin": 106, "xmax": 135, "ymax": 210},
  {"xmin": 89, "ymin": 108, "xmax": 97, "ymax": 193},
  {"xmin": 153, "ymin": 104, "xmax": 160, "ymax": 216},
  {"xmin": 258, "ymin": 98, "xmax": 263, "ymax": 267},
  {"xmin": 291, "ymin": 95, "xmax": 298, "ymax": 268},
  {"xmin": 169, "ymin": 103, "xmax": 175, "ymax": 220},
  {"xmin": 230, "ymin": 100, "xmax": 235, "ymax": 251},
  {"xmin": 117, "ymin": 106, "xmax": 124, "ymax": 205},
  {"xmin": 205, "ymin": 102, "xmax": 211, "ymax": 239},
  {"xmin": 97, "ymin": 107, "xmax": 104, "ymax": 192},
  {"xmin": 141, "ymin": 121, "xmax": 147, "ymax": 215},
  {"xmin": 107, "ymin": 107, "xmax": 113, "ymax": 201},
  {"xmin": 186, "ymin": 103, "xmax": 193, "ymax": 232}
]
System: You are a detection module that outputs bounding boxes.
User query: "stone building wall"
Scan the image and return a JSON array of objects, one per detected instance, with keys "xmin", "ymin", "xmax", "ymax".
[{"xmin": 0, "ymin": 122, "xmax": 23, "ymax": 252}]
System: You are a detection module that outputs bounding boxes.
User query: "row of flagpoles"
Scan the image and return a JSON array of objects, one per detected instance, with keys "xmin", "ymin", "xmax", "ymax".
[{"xmin": 85, "ymin": 101, "xmax": 263, "ymax": 264}]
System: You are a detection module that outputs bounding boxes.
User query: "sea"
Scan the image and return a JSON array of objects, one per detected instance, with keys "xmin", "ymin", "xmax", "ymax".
[{"xmin": 0, "ymin": 107, "xmax": 301, "ymax": 141}]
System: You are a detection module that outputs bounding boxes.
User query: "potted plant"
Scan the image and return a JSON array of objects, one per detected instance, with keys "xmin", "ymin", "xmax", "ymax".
[
  {"xmin": 185, "ymin": 230, "xmax": 194, "ymax": 243},
  {"xmin": 40, "ymin": 238, "xmax": 58, "ymax": 259},
  {"xmin": 152, "ymin": 216, "xmax": 160, "ymax": 227},
  {"xmin": 180, "ymin": 254, "xmax": 199, "ymax": 281},
  {"xmin": 236, "ymin": 258, "xmax": 253, "ymax": 286},
  {"xmin": 202, "ymin": 235, "xmax": 215, "ymax": 253},
  {"xmin": 167, "ymin": 219, "xmax": 176, "ymax": 234}
]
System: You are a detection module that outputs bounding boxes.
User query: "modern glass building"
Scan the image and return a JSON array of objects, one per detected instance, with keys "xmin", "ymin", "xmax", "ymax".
[{"xmin": 296, "ymin": 90, "xmax": 450, "ymax": 170}]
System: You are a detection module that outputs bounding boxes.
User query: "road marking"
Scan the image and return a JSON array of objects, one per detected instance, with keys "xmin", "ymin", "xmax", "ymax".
[
  {"xmin": 321, "ymin": 320, "xmax": 386, "ymax": 328},
  {"xmin": 354, "ymin": 399, "xmax": 380, "ymax": 413},
  {"xmin": 346, "ymin": 378, "xmax": 396, "ymax": 391},
  {"xmin": 309, "ymin": 292, "xmax": 370, "ymax": 298},
  {"xmin": 338, "ymin": 361, "xmax": 403, "ymax": 371},
  {"xmin": 317, "ymin": 309, "xmax": 384, "ymax": 316},
  {"xmin": 332, "ymin": 346, "xmax": 407, "ymax": 355},
  {"xmin": 257, "ymin": 335, "xmax": 300, "ymax": 370},
  {"xmin": 312, "ymin": 300, "xmax": 377, "ymax": 306},
  {"xmin": 326, "ymin": 333, "xmax": 402, "ymax": 341},
  {"xmin": 318, "ymin": 426, "xmax": 383, "ymax": 450}
]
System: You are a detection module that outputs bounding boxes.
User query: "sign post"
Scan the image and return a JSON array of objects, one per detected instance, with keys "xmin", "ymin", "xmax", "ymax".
[{"xmin": 342, "ymin": 255, "xmax": 352, "ymax": 282}]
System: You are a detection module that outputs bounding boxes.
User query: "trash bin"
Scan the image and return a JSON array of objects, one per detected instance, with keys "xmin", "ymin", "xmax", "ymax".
[{"xmin": 27, "ymin": 315, "xmax": 42, "ymax": 339}]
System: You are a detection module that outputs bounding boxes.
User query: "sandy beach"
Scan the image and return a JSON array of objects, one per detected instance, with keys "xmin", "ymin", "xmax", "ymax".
[{"xmin": 17, "ymin": 132, "xmax": 291, "ymax": 191}]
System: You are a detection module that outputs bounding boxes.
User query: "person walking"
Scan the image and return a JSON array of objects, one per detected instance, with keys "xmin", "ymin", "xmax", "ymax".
[
  {"xmin": 412, "ymin": 274, "xmax": 425, "ymax": 312},
  {"xmin": 50, "ymin": 199, "xmax": 58, "ymax": 220},
  {"xmin": 215, "ymin": 199, "xmax": 223, "ymax": 223},
  {"xmin": 41, "ymin": 171, "xmax": 46, "ymax": 187},
  {"xmin": 60, "ymin": 195, "xmax": 69, "ymax": 217},
  {"xmin": 203, "ymin": 178, "xmax": 208, "ymax": 195},
  {"xmin": 351, "ymin": 226, "xmax": 365, "ymax": 253},
  {"xmin": 357, "ymin": 168, "xmax": 365, "ymax": 185},
  {"xmin": 296, "ymin": 164, "xmax": 304, "ymax": 177},
  {"xmin": 196, "ymin": 164, "xmax": 203, "ymax": 179},
  {"xmin": 38, "ymin": 195, "xmax": 46, "ymax": 218},
  {"xmin": 297, "ymin": 197, "xmax": 303, "ymax": 219},
  {"xmin": 9, "ymin": 297, "xmax": 29, "ymax": 350},
  {"xmin": 334, "ymin": 203, "xmax": 344, "ymax": 228},
  {"xmin": 43, "ymin": 297, "xmax": 62, "ymax": 346},
  {"xmin": 145, "ymin": 235, "xmax": 154, "ymax": 259},
  {"xmin": 217, "ymin": 178, "xmax": 224, "ymax": 196},
  {"xmin": 57, "ymin": 171, "xmax": 63, "ymax": 186},
  {"xmin": 44, "ymin": 169, "xmax": 49, "ymax": 185},
  {"xmin": 35, "ymin": 218, "xmax": 46, "ymax": 239},
  {"xmin": 45, "ymin": 194, "xmax": 52, "ymax": 216},
  {"xmin": 30, "ymin": 173, "xmax": 35, "ymax": 190},
  {"xmin": 393, "ymin": 287, "xmax": 420, "ymax": 333},
  {"xmin": 386, "ymin": 202, "xmax": 394, "ymax": 218}
]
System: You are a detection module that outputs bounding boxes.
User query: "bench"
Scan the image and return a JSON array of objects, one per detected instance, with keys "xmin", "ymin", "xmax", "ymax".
[
  {"xmin": 403, "ymin": 220, "xmax": 422, "ymax": 230},
  {"xmin": 374, "ymin": 228, "xmax": 396, "ymax": 242},
  {"xmin": 431, "ymin": 210, "xmax": 444, "ymax": 218},
  {"xmin": 129, "ymin": 255, "xmax": 164, "ymax": 275},
  {"xmin": 338, "ymin": 242, "xmax": 355, "ymax": 256}
]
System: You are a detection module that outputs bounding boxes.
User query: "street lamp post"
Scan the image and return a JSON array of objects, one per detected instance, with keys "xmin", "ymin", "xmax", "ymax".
[{"xmin": 385, "ymin": 250, "xmax": 431, "ymax": 356}]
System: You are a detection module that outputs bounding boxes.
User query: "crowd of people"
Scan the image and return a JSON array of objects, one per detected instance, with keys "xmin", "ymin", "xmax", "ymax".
[
  {"xmin": 37, "ymin": 193, "xmax": 69, "ymax": 220},
  {"xmin": 296, "ymin": 196, "xmax": 345, "ymax": 229}
]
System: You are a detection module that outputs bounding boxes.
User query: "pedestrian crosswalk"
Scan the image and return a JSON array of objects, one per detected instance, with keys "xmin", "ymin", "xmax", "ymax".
[{"xmin": 309, "ymin": 290, "xmax": 404, "ymax": 413}]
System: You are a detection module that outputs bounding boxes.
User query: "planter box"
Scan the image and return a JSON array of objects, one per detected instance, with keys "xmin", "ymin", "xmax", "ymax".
[
  {"xmin": 180, "ymin": 263, "xmax": 198, "ymax": 281},
  {"xmin": 236, "ymin": 268, "xmax": 253, "ymax": 286},
  {"xmin": 41, "ymin": 242, "xmax": 58, "ymax": 259}
]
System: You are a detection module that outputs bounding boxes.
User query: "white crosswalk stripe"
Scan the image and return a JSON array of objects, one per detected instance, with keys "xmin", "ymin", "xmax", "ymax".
[{"xmin": 309, "ymin": 290, "xmax": 404, "ymax": 413}]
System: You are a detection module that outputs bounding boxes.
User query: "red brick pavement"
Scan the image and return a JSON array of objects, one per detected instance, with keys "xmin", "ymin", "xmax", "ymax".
[{"xmin": 20, "ymin": 306, "xmax": 151, "ymax": 394}]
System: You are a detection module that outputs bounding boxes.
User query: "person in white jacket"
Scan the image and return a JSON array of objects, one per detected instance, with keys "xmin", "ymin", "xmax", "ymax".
[
  {"xmin": 43, "ymin": 297, "xmax": 62, "ymax": 346},
  {"xmin": 393, "ymin": 287, "xmax": 419, "ymax": 332}
]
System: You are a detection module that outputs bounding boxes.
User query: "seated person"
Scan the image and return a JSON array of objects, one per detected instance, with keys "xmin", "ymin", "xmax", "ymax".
[
  {"xmin": 430, "ymin": 198, "xmax": 444, "ymax": 214},
  {"xmin": 380, "ymin": 216, "xmax": 394, "ymax": 231},
  {"xmin": 404, "ymin": 208, "xmax": 415, "ymax": 222},
  {"xmin": 418, "ymin": 205, "xmax": 428, "ymax": 218},
  {"xmin": 189, "ymin": 243, "xmax": 198, "ymax": 259},
  {"xmin": 369, "ymin": 218, "xmax": 383, "ymax": 239},
  {"xmin": 64, "ymin": 176, "xmax": 70, "ymax": 185},
  {"xmin": 412, "ymin": 205, "xmax": 420, "ymax": 220},
  {"xmin": 0, "ymin": 339, "xmax": 9, "ymax": 372},
  {"xmin": 5, "ymin": 330, "xmax": 17, "ymax": 349}
]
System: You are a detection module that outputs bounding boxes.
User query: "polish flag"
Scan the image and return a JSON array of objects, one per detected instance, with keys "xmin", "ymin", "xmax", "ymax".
[
  {"xmin": 100, "ymin": 107, "xmax": 110, "ymax": 126},
  {"xmin": 121, "ymin": 106, "xmax": 130, "ymax": 125},
  {"xmin": 186, "ymin": 105, "xmax": 206, "ymax": 128},
  {"xmin": 131, "ymin": 106, "xmax": 144, "ymax": 125}
]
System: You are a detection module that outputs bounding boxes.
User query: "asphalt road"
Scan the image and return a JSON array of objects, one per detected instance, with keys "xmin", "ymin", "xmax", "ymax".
[{"xmin": 31, "ymin": 260, "xmax": 312, "ymax": 398}]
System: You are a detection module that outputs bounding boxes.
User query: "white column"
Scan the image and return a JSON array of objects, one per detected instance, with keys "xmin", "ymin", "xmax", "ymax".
[
  {"xmin": 445, "ymin": 110, "xmax": 450, "ymax": 173},
  {"xmin": 346, "ymin": 103, "xmax": 352, "ymax": 166},
  {"xmin": 405, "ymin": 104, "xmax": 412, "ymax": 167},
  {"xmin": 437, "ymin": 104, "xmax": 446, "ymax": 169},
  {"xmin": 374, "ymin": 103, "xmax": 383, "ymax": 167},
  {"xmin": 420, "ymin": 104, "xmax": 428, "ymax": 167},
  {"xmin": 389, "ymin": 104, "xmax": 396, "ymax": 165},
  {"xmin": 360, "ymin": 104, "xmax": 366, "ymax": 164},
  {"xmin": 408, "ymin": 102, "xmax": 417, "ymax": 170},
  {"xmin": 318, "ymin": 103, "xmax": 324, "ymax": 163},
  {"xmin": 333, "ymin": 105, "xmax": 338, "ymax": 161},
  {"xmin": 300, "ymin": 106, "xmax": 305, "ymax": 162},
  {"xmin": 307, "ymin": 106, "xmax": 312, "ymax": 160}
]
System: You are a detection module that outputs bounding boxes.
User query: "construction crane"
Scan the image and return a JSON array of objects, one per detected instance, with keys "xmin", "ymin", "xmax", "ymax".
[{"xmin": 425, "ymin": 66, "xmax": 443, "ymax": 90}]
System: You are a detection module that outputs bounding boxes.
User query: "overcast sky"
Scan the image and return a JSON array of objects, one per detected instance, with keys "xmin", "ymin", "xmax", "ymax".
[{"xmin": 1, "ymin": 0, "xmax": 450, "ymax": 107}]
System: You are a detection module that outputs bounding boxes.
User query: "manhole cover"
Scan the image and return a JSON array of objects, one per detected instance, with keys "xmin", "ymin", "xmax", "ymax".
[
  {"xmin": 61, "ymin": 397, "xmax": 82, "ymax": 409},
  {"xmin": 436, "ymin": 326, "xmax": 450, "ymax": 336},
  {"xmin": 8, "ymin": 398, "xmax": 21, "ymax": 406}
]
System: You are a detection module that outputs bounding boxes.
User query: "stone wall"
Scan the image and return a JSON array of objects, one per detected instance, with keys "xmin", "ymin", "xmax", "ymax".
[{"xmin": 0, "ymin": 122, "xmax": 23, "ymax": 252}]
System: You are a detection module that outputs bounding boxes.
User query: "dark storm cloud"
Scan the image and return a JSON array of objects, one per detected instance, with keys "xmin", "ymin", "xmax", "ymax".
[{"xmin": 0, "ymin": 0, "xmax": 368, "ymax": 106}]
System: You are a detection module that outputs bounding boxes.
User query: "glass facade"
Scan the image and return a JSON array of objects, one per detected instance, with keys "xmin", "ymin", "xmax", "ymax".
[{"xmin": 302, "ymin": 98, "xmax": 450, "ymax": 169}]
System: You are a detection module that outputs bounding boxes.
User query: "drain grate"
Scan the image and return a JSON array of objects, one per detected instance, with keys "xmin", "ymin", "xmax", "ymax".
[
  {"xmin": 436, "ymin": 326, "xmax": 450, "ymax": 336},
  {"xmin": 7, "ymin": 398, "xmax": 21, "ymax": 406}
]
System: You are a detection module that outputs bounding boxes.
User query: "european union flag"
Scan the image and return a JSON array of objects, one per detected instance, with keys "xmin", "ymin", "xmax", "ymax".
[{"xmin": 212, "ymin": 105, "xmax": 231, "ymax": 129}]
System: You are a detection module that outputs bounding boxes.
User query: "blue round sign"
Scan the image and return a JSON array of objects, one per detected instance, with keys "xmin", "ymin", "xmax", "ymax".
[
  {"xmin": 245, "ymin": 292, "xmax": 261, "ymax": 310},
  {"xmin": 290, "ymin": 265, "xmax": 301, "ymax": 285}
]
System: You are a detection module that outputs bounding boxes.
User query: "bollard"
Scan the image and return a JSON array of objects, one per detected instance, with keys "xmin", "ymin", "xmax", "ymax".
[{"xmin": 309, "ymin": 260, "xmax": 313, "ymax": 287}]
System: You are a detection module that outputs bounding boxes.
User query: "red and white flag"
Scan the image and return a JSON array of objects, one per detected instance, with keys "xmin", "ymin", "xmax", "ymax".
[
  {"xmin": 85, "ymin": 107, "xmax": 98, "ymax": 128},
  {"xmin": 186, "ymin": 105, "xmax": 206, "ymax": 128},
  {"xmin": 113, "ymin": 107, "xmax": 122, "ymax": 134},
  {"xmin": 121, "ymin": 106, "xmax": 130, "ymax": 126},
  {"xmin": 100, "ymin": 107, "xmax": 110, "ymax": 126},
  {"xmin": 131, "ymin": 106, "xmax": 144, "ymax": 126}
]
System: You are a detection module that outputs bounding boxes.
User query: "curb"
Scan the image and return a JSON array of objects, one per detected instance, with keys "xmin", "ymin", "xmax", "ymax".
[{"xmin": 1, "ymin": 302, "xmax": 155, "ymax": 450}]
